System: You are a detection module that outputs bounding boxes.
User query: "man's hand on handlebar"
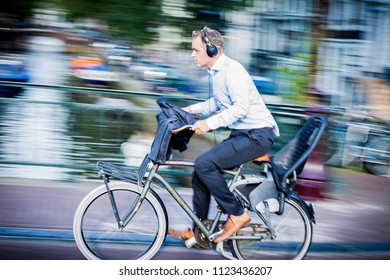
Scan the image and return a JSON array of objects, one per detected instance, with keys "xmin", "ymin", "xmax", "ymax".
[
  {"xmin": 176, "ymin": 107, "xmax": 210, "ymax": 134},
  {"xmin": 191, "ymin": 120, "xmax": 211, "ymax": 135}
]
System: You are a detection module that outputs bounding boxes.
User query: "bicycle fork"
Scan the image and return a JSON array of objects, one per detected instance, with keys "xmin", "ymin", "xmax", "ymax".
[
  {"xmin": 100, "ymin": 173, "xmax": 123, "ymax": 229},
  {"xmin": 99, "ymin": 164, "xmax": 158, "ymax": 230}
]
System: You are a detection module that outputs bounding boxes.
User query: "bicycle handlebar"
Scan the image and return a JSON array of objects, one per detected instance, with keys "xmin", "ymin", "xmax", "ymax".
[{"xmin": 171, "ymin": 125, "xmax": 194, "ymax": 135}]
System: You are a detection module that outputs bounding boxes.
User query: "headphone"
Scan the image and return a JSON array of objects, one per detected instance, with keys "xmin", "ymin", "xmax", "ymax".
[{"xmin": 202, "ymin": 28, "xmax": 218, "ymax": 58}]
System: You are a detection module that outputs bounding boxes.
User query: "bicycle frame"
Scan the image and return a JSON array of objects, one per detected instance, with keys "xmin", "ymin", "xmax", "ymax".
[{"xmin": 99, "ymin": 156, "xmax": 276, "ymax": 243}]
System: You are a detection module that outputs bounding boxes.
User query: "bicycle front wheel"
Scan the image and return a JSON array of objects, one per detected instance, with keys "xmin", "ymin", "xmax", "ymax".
[
  {"xmin": 73, "ymin": 181, "xmax": 168, "ymax": 260},
  {"xmin": 230, "ymin": 197, "xmax": 313, "ymax": 260}
]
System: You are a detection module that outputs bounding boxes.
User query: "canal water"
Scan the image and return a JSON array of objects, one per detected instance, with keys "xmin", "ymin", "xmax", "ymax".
[{"xmin": 0, "ymin": 36, "xmax": 153, "ymax": 181}]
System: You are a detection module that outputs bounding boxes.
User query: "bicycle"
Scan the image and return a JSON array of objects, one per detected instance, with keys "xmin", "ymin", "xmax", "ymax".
[
  {"xmin": 325, "ymin": 106, "xmax": 389, "ymax": 178},
  {"xmin": 73, "ymin": 114, "xmax": 327, "ymax": 260}
]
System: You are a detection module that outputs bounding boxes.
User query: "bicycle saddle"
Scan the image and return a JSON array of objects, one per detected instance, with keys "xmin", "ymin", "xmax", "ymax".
[{"xmin": 252, "ymin": 154, "xmax": 270, "ymax": 166}]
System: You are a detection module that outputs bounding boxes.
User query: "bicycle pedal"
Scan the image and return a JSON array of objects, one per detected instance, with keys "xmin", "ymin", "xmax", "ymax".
[
  {"xmin": 184, "ymin": 236, "xmax": 197, "ymax": 248},
  {"xmin": 209, "ymin": 230, "xmax": 223, "ymax": 241}
]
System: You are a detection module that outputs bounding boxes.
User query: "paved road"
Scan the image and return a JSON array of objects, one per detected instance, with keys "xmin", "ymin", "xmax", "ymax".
[{"xmin": 0, "ymin": 167, "xmax": 389, "ymax": 260}]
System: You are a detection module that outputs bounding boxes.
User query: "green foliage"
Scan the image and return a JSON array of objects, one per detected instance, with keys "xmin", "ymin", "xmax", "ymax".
[
  {"xmin": 105, "ymin": 0, "xmax": 163, "ymax": 45},
  {"xmin": 1, "ymin": 1, "xmax": 37, "ymax": 21},
  {"xmin": 59, "ymin": 0, "xmax": 111, "ymax": 19},
  {"xmin": 46, "ymin": 0, "xmax": 162, "ymax": 45},
  {"xmin": 2, "ymin": 0, "xmax": 251, "ymax": 46},
  {"xmin": 276, "ymin": 65, "xmax": 309, "ymax": 104},
  {"xmin": 173, "ymin": 0, "xmax": 252, "ymax": 49}
]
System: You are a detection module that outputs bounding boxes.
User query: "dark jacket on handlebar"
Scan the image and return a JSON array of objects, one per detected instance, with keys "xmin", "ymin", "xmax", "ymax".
[{"xmin": 148, "ymin": 98, "xmax": 196, "ymax": 163}]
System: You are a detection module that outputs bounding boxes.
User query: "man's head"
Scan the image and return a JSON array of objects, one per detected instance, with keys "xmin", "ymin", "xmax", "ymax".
[{"xmin": 191, "ymin": 26, "xmax": 224, "ymax": 69}]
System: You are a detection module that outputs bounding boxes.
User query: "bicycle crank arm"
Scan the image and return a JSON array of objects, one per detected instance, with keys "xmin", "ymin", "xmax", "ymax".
[{"xmin": 208, "ymin": 230, "xmax": 223, "ymax": 242}]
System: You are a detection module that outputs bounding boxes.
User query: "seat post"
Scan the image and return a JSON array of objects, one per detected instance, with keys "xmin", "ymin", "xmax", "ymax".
[{"xmin": 225, "ymin": 164, "xmax": 244, "ymax": 188}]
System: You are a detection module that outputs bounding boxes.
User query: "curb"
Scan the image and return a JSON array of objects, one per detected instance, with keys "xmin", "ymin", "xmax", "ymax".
[{"xmin": 2, "ymin": 227, "xmax": 390, "ymax": 254}]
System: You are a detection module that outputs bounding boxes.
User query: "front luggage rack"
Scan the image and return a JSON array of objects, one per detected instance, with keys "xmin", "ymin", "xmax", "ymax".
[{"xmin": 96, "ymin": 154, "xmax": 151, "ymax": 186}]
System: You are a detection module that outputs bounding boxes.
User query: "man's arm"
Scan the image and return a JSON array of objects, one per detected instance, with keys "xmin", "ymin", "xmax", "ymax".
[
  {"xmin": 188, "ymin": 97, "xmax": 218, "ymax": 115},
  {"xmin": 181, "ymin": 106, "xmax": 192, "ymax": 113}
]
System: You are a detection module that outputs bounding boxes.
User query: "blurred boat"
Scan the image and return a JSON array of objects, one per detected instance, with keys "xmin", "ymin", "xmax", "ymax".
[
  {"xmin": 0, "ymin": 57, "xmax": 29, "ymax": 97},
  {"xmin": 153, "ymin": 69, "xmax": 201, "ymax": 95},
  {"xmin": 70, "ymin": 56, "xmax": 103, "ymax": 69},
  {"xmin": 106, "ymin": 47, "xmax": 137, "ymax": 67},
  {"xmin": 70, "ymin": 56, "xmax": 119, "ymax": 86},
  {"xmin": 127, "ymin": 60, "xmax": 171, "ymax": 81}
]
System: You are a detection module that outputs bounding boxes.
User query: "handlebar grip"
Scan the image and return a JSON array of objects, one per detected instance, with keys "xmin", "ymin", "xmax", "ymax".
[{"xmin": 171, "ymin": 125, "xmax": 194, "ymax": 135}]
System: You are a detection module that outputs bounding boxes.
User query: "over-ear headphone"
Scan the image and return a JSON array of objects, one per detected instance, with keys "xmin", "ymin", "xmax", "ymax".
[{"xmin": 202, "ymin": 28, "xmax": 218, "ymax": 58}]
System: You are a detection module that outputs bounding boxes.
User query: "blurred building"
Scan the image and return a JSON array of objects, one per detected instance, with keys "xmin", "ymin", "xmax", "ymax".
[
  {"xmin": 315, "ymin": 0, "xmax": 390, "ymax": 113},
  {"xmin": 224, "ymin": 0, "xmax": 390, "ymax": 116}
]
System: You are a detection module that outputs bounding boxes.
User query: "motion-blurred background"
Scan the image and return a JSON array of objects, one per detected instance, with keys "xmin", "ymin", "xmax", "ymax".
[{"xmin": 0, "ymin": 0, "xmax": 389, "ymax": 259}]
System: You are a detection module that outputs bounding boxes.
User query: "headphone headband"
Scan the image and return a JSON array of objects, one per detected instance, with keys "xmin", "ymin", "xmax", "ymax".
[
  {"xmin": 202, "ymin": 29, "xmax": 210, "ymax": 44},
  {"xmin": 202, "ymin": 28, "xmax": 218, "ymax": 58}
]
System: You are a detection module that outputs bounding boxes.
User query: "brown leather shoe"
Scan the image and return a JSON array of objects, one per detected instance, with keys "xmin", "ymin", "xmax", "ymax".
[
  {"xmin": 168, "ymin": 228, "xmax": 199, "ymax": 248},
  {"xmin": 214, "ymin": 209, "xmax": 251, "ymax": 243},
  {"xmin": 168, "ymin": 228, "xmax": 194, "ymax": 241}
]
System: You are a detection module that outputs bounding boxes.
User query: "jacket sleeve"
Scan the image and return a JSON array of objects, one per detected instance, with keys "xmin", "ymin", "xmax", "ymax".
[{"xmin": 148, "ymin": 98, "xmax": 196, "ymax": 163}]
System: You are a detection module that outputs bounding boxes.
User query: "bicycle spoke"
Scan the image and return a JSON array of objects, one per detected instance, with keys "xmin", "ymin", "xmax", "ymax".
[
  {"xmin": 230, "ymin": 198, "xmax": 312, "ymax": 260},
  {"xmin": 74, "ymin": 182, "xmax": 167, "ymax": 260}
]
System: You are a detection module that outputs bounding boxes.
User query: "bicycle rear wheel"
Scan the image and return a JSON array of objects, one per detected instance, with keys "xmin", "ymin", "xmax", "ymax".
[
  {"xmin": 73, "ymin": 181, "xmax": 168, "ymax": 260},
  {"xmin": 230, "ymin": 197, "xmax": 313, "ymax": 260}
]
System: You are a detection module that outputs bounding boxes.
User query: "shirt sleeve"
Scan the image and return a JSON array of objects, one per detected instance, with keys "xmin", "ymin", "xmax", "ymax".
[{"xmin": 189, "ymin": 97, "xmax": 219, "ymax": 115}]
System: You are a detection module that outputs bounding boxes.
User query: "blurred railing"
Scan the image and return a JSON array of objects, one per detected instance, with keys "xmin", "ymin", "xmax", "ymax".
[
  {"xmin": 9, "ymin": 82, "xmax": 388, "ymax": 181},
  {"xmin": 0, "ymin": 81, "xmax": 315, "ymax": 182}
]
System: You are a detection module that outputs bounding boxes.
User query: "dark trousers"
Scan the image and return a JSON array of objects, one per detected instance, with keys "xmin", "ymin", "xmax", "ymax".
[{"xmin": 192, "ymin": 127, "xmax": 275, "ymax": 221}]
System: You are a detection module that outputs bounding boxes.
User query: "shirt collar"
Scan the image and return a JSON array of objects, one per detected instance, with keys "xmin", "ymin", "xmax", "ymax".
[{"xmin": 207, "ymin": 53, "xmax": 226, "ymax": 75}]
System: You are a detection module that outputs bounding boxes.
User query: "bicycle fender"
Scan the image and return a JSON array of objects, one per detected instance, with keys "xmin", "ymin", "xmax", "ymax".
[{"xmin": 290, "ymin": 192, "xmax": 316, "ymax": 224}]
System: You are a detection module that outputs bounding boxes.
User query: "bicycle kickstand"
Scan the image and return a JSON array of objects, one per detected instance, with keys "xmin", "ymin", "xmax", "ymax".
[{"xmin": 215, "ymin": 242, "xmax": 237, "ymax": 260}]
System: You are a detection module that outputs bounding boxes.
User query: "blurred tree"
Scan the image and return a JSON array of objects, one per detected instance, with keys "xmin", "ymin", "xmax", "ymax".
[
  {"xmin": 58, "ymin": 0, "xmax": 109, "ymax": 19},
  {"xmin": 106, "ymin": 0, "xmax": 163, "ymax": 45},
  {"xmin": 59, "ymin": 0, "xmax": 162, "ymax": 45},
  {"xmin": 173, "ymin": 0, "xmax": 252, "ymax": 49},
  {"xmin": 59, "ymin": 0, "xmax": 251, "ymax": 47},
  {"xmin": 1, "ymin": 1, "xmax": 37, "ymax": 22},
  {"xmin": 21, "ymin": 0, "xmax": 251, "ymax": 47}
]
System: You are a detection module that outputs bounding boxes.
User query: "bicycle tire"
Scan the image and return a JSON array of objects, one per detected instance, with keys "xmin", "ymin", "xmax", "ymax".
[
  {"xmin": 229, "ymin": 197, "xmax": 313, "ymax": 260},
  {"xmin": 73, "ymin": 181, "xmax": 168, "ymax": 260}
]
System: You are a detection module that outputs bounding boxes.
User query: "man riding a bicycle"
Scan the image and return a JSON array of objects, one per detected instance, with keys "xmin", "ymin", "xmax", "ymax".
[{"xmin": 169, "ymin": 26, "xmax": 279, "ymax": 245}]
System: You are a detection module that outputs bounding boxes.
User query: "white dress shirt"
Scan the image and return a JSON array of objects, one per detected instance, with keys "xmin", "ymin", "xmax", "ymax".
[{"xmin": 190, "ymin": 54, "xmax": 280, "ymax": 136}]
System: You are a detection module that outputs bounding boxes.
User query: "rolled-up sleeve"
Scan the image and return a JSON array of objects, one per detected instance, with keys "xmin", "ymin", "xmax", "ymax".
[{"xmin": 190, "ymin": 97, "xmax": 218, "ymax": 115}]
